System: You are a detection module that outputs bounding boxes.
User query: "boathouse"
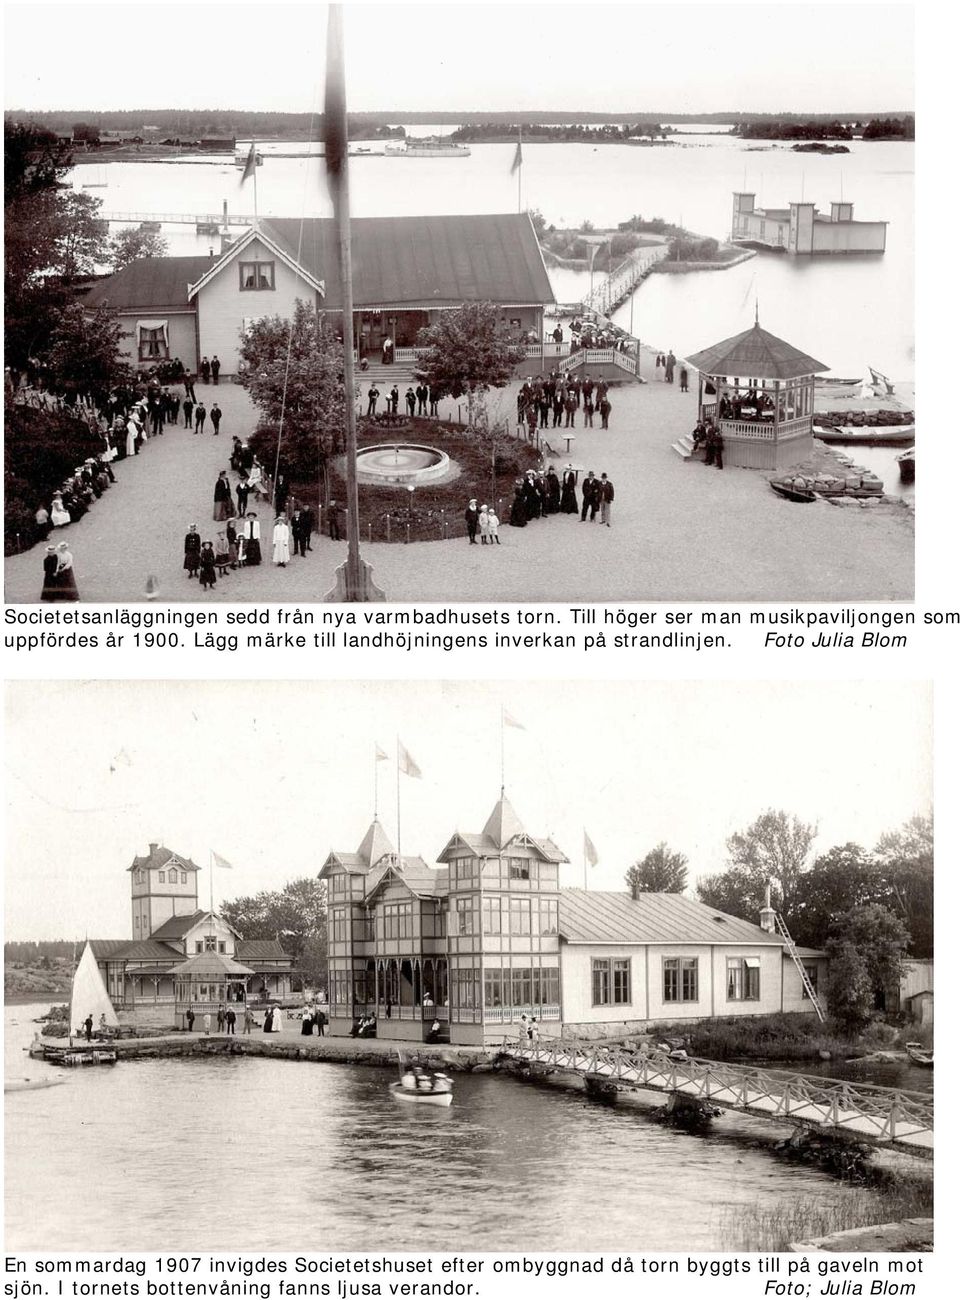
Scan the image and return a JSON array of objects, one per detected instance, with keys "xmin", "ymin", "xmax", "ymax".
[
  {"xmin": 320, "ymin": 797, "xmax": 827, "ymax": 1046},
  {"xmin": 685, "ymin": 319, "xmax": 828, "ymax": 469},
  {"xmin": 731, "ymin": 192, "xmax": 887, "ymax": 255},
  {"xmin": 83, "ymin": 212, "xmax": 554, "ymax": 376},
  {"xmin": 90, "ymin": 844, "xmax": 295, "ymax": 1025}
]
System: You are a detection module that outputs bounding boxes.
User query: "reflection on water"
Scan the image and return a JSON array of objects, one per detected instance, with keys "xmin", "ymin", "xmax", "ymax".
[{"xmin": 6, "ymin": 1005, "xmax": 880, "ymax": 1252}]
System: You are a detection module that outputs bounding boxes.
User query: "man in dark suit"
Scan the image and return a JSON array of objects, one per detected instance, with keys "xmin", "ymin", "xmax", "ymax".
[
  {"xmin": 291, "ymin": 510, "xmax": 307, "ymax": 557},
  {"xmin": 301, "ymin": 504, "xmax": 315, "ymax": 550},
  {"xmin": 367, "ymin": 385, "xmax": 380, "ymax": 416},
  {"xmin": 599, "ymin": 473, "xmax": 615, "ymax": 526},
  {"xmin": 580, "ymin": 472, "xmax": 599, "ymax": 522},
  {"xmin": 465, "ymin": 498, "xmax": 480, "ymax": 544}
]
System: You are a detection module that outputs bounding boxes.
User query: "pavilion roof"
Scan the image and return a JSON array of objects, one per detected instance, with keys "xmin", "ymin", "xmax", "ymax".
[
  {"xmin": 172, "ymin": 951, "xmax": 256, "ymax": 978},
  {"xmin": 686, "ymin": 322, "xmax": 828, "ymax": 380}
]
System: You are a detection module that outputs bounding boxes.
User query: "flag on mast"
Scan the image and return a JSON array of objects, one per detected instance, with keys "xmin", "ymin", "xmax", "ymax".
[
  {"xmin": 583, "ymin": 831, "xmax": 599, "ymax": 867},
  {"xmin": 211, "ymin": 851, "xmax": 233, "ymax": 870},
  {"xmin": 240, "ymin": 142, "xmax": 257, "ymax": 184},
  {"xmin": 503, "ymin": 709, "xmax": 526, "ymax": 731},
  {"xmin": 510, "ymin": 136, "xmax": 523, "ymax": 175},
  {"xmin": 375, "ymin": 745, "xmax": 389, "ymax": 762},
  {"xmin": 397, "ymin": 741, "xmax": 422, "ymax": 779}
]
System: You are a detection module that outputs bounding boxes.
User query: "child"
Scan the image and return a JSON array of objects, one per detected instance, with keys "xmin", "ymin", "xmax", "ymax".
[
  {"xmin": 214, "ymin": 531, "xmax": 231, "ymax": 578},
  {"xmin": 487, "ymin": 506, "xmax": 500, "ymax": 545},
  {"xmin": 478, "ymin": 504, "xmax": 490, "ymax": 544},
  {"xmin": 198, "ymin": 541, "xmax": 217, "ymax": 590}
]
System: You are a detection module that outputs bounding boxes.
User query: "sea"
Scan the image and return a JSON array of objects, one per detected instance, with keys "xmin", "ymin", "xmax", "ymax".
[
  {"xmin": 4, "ymin": 1002, "xmax": 927, "ymax": 1252},
  {"xmin": 71, "ymin": 127, "xmax": 913, "ymax": 498}
]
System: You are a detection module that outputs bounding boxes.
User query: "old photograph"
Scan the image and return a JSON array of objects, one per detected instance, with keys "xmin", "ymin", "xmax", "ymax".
[
  {"xmin": 5, "ymin": 680, "xmax": 932, "ymax": 1251},
  {"xmin": 3, "ymin": 2, "xmax": 914, "ymax": 602}
]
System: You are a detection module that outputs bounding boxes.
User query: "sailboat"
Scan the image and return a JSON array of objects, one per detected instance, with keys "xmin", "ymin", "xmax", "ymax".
[{"xmin": 31, "ymin": 942, "xmax": 120, "ymax": 1066}]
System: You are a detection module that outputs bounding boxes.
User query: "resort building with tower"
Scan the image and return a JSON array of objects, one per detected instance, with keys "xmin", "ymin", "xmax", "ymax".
[
  {"xmin": 731, "ymin": 192, "xmax": 887, "ymax": 255},
  {"xmin": 83, "ymin": 212, "xmax": 554, "ymax": 376},
  {"xmin": 90, "ymin": 844, "xmax": 294, "ymax": 1026},
  {"xmin": 319, "ymin": 794, "xmax": 827, "ymax": 1046}
]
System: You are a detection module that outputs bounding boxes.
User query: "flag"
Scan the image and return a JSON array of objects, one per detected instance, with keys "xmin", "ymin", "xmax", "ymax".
[
  {"xmin": 397, "ymin": 741, "xmax": 422, "ymax": 779},
  {"xmin": 510, "ymin": 139, "xmax": 523, "ymax": 175},
  {"xmin": 212, "ymin": 851, "xmax": 233, "ymax": 870},
  {"xmin": 583, "ymin": 830, "xmax": 599, "ymax": 867},
  {"xmin": 503, "ymin": 709, "xmax": 525, "ymax": 731},
  {"xmin": 240, "ymin": 142, "xmax": 257, "ymax": 184},
  {"xmin": 375, "ymin": 745, "xmax": 389, "ymax": 762}
]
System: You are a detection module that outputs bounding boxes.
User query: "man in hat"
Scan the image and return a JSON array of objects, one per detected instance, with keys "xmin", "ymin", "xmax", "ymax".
[
  {"xmin": 464, "ymin": 498, "xmax": 480, "ymax": 544},
  {"xmin": 210, "ymin": 402, "xmax": 222, "ymax": 435},
  {"xmin": 599, "ymin": 473, "xmax": 615, "ymax": 527},
  {"xmin": 580, "ymin": 471, "xmax": 599, "ymax": 522}
]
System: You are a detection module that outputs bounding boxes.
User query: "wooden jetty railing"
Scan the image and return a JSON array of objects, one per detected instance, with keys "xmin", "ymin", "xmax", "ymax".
[
  {"xmin": 581, "ymin": 244, "xmax": 669, "ymax": 317},
  {"xmin": 503, "ymin": 1038, "xmax": 933, "ymax": 1156},
  {"xmin": 99, "ymin": 211, "xmax": 256, "ymax": 227}
]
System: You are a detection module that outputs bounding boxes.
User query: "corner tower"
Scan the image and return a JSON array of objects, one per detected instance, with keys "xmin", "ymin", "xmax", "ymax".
[{"xmin": 128, "ymin": 844, "xmax": 200, "ymax": 940}]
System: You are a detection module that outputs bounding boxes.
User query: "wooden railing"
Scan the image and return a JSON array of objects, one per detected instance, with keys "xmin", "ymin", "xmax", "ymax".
[
  {"xmin": 502, "ymin": 1039, "xmax": 933, "ymax": 1153},
  {"xmin": 582, "ymin": 244, "xmax": 670, "ymax": 316}
]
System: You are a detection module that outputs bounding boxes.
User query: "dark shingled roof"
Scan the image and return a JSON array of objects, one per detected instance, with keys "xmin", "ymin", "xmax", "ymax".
[
  {"xmin": 127, "ymin": 845, "xmax": 201, "ymax": 873},
  {"xmin": 149, "ymin": 911, "xmax": 206, "ymax": 940},
  {"xmin": 85, "ymin": 256, "xmax": 222, "ymax": 310},
  {"xmin": 686, "ymin": 322, "xmax": 828, "ymax": 380},
  {"xmin": 235, "ymin": 939, "xmax": 291, "ymax": 960},
  {"xmin": 90, "ymin": 939, "xmax": 185, "ymax": 962},
  {"xmin": 261, "ymin": 213, "xmax": 555, "ymax": 310},
  {"xmin": 558, "ymin": 891, "xmax": 787, "ymax": 946}
]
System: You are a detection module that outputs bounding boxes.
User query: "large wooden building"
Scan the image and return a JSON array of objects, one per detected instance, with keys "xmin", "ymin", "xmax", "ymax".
[
  {"xmin": 90, "ymin": 844, "xmax": 294, "ymax": 1025},
  {"xmin": 84, "ymin": 212, "xmax": 555, "ymax": 376},
  {"xmin": 319, "ymin": 797, "xmax": 826, "ymax": 1046}
]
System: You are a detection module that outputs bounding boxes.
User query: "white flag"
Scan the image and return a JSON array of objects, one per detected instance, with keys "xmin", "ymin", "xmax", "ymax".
[
  {"xmin": 503, "ymin": 710, "xmax": 526, "ymax": 731},
  {"xmin": 583, "ymin": 831, "xmax": 599, "ymax": 868},
  {"xmin": 397, "ymin": 742, "xmax": 422, "ymax": 779},
  {"xmin": 212, "ymin": 851, "xmax": 233, "ymax": 870},
  {"xmin": 375, "ymin": 745, "xmax": 389, "ymax": 762}
]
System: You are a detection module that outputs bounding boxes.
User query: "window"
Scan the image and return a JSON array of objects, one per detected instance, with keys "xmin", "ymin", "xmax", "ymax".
[
  {"xmin": 239, "ymin": 261, "xmax": 275, "ymax": 291},
  {"xmin": 195, "ymin": 941, "xmax": 203, "ymax": 954},
  {"xmin": 727, "ymin": 956, "xmax": 761, "ymax": 1001},
  {"xmin": 204, "ymin": 935, "xmax": 217, "ymax": 953},
  {"xmin": 455, "ymin": 897, "xmax": 476, "ymax": 937},
  {"xmin": 181, "ymin": 872, "xmax": 187, "ymax": 885},
  {"xmin": 539, "ymin": 898, "xmax": 558, "ymax": 936},
  {"xmin": 381, "ymin": 901, "xmax": 414, "ymax": 941},
  {"xmin": 508, "ymin": 857, "xmax": 530, "ymax": 880},
  {"xmin": 509, "ymin": 897, "xmax": 531, "ymax": 936},
  {"xmin": 482, "ymin": 896, "xmax": 503, "ymax": 935},
  {"xmin": 802, "ymin": 964, "xmax": 819, "ymax": 999},
  {"xmin": 218, "ymin": 941, "xmax": 226, "ymax": 955},
  {"xmin": 332, "ymin": 908, "xmax": 349, "ymax": 944},
  {"xmin": 453, "ymin": 968, "xmax": 479, "ymax": 1009},
  {"xmin": 663, "ymin": 957, "xmax": 698, "ymax": 1003},
  {"xmin": 484, "ymin": 968, "xmax": 503, "ymax": 1007},
  {"xmin": 592, "ymin": 958, "xmax": 631, "ymax": 1006},
  {"xmin": 137, "ymin": 321, "xmax": 169, "ymax": 361},
  {"xmin": 158, "ymin": 871, "xmax": 165, "ymax": 883}
]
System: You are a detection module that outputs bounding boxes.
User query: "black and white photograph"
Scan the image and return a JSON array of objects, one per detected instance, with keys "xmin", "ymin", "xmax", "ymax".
[
  {"xmin": 5, "ymin": 680, "xmax": 932, "ymax": 1252},
  {"xmin": 3, "ymin": 2, "xmax": 915, "ymax": 603}
]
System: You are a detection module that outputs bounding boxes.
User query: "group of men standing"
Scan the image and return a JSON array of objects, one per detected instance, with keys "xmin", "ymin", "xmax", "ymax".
[
  {"xmin": 518, "ymin": 373, "xmax": 612, "ymax": 432},
  {"xmin": 366, "ymin": 382, "xmax": 440, "ymax": 418}
]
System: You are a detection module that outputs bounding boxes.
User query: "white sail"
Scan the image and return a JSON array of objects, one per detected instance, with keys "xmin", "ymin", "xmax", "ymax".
[{"xmin": 70, "ymin": 942, "xmax": 118, "ymax": 1033}]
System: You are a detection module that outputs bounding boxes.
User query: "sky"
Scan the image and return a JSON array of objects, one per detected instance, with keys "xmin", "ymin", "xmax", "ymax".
[
  {"xmin": 4, "ymin": 679, "xmax": 931, "ymax": 939},
  {"xmin": 3, "ymin": 2, "xmax": 914, "ymax": 116}
]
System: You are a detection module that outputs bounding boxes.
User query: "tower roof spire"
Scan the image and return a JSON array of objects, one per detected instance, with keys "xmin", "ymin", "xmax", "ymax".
[
  {"xmin": 356, "ymin": 817, "xmax": 395, "ymax": 868},
  {"xmin": 481, "ymin": 791, "xmax": 525, "ymax": 849}
]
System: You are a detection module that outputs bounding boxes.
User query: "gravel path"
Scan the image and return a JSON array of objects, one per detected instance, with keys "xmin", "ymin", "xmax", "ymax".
[{"xmin": 5, "ymin": 359, "xmax": 913, "ymax": 603}]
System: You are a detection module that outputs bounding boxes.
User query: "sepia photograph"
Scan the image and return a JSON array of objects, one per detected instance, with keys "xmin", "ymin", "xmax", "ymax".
[
  {"xmin": 3, "ymin": 2, "xmax": 914, "ymax": 603},
  {"xmin": 5, "ymin": 680, "xmax": 932, "ymax": 1252}
]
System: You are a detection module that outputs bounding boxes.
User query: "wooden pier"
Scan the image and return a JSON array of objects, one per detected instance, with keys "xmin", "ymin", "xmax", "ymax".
[
  {"xmin": 503, "ymin": 1039, "xmax": 933, "ymax": 1157},
  {"xmin": 99, "ymin": 211, "xmax": 256, "ymax": 227}
]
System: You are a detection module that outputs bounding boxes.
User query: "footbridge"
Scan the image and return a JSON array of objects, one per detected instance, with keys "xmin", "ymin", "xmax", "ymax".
[{"xmin": 502, "ymin": 1039, "xmax": 933, "ymax": 1157}]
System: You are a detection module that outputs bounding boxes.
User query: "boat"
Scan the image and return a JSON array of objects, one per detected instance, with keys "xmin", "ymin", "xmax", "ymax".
[
  {"xmin": 896, "ymin": 447, "xmax": 915, "ymax": 483},
  {"xmin": 813, "ymin": 423, "xmax": 914, "ymax": 447},
  {"xmin": 30, "ymin": 940, "xmax": 121, "ymax": 1068},
  {"xmin": 196, "ymin": 221, "xmax": 221, "ymax": 236},
  {"xmin": 390, "ymin": 1080, "xmax": 454, "ymax": 1107},
  {"xmin": 904, "ymin": 1042, "xmax": 933, "ymax": 1067},
  {"xmin": 815, "ymin": 376, "xmax": 863, "ymax": 389},
  {"xmin": 384, "ymin": 141, "xmax": 471, "ymax": 159},
  {"xmin": 5, "ymin": 1077, "xmax": 67, "ymax": 1093},
  {"xmin": 770, "ymin": 480, "xmax": 818, "ymax": 503}
]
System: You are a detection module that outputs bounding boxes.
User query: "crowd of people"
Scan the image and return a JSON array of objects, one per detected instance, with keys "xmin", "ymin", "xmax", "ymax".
[
  {"xmin": 500, "ymin": 465, "xmax": 615, "ymax": 530},
  {"xmin": 517, "ymin": 373, "xmax": 613, "ymax": 433}
]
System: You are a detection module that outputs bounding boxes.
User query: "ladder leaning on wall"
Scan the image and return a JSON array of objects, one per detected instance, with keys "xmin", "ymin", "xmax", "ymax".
[{"xmin": 775, "ymin": 912, "xmax": 826, "ymax": 1023}]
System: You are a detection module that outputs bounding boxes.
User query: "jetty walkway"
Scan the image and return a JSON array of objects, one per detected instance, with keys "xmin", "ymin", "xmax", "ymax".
[{"xmin": 502, "ymin": 1039, "xmax": 934, "ymax": 1157}]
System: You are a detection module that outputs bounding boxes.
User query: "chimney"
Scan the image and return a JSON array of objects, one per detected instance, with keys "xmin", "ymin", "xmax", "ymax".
[
  {"xmin": 149, "ymin": 842, "xmax": 158, "ymax": 855},
  {"xmin": 759, "ymin": 882, "xmax": 776, "ymax": 933},
  {"xmin": 630, "ymin": 882, "xmax": 640, "ymax": 901}
]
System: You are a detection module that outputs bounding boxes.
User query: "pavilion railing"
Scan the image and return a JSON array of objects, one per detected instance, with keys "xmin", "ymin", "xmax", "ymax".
[{"xmin": 501, "ymin": 1038, "xmax": 933, "ymax": 1149}]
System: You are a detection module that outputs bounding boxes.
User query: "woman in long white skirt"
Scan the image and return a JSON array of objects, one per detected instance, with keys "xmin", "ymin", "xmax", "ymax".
[{"xmin": 272, "ymin": 514, "xmax": 290, "ymax": 567}]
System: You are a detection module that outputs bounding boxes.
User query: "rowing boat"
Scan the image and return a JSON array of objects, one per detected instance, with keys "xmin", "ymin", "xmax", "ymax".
[
  {"xmin": 389, "ymin": 1081, "xmax": 454, "ymax": 1107},
  {"xmin": 770, "ymin": 480, "xmax": 818, "ymax": 503},
  {"xmin": 904, "ymin": 1042, "xmax": 933, "ymax": 1067}
]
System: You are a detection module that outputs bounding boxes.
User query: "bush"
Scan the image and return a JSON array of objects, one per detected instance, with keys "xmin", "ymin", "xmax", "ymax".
[{"xmin": 4, "ymin": 405, "xmax": 106, "ymax": 554}]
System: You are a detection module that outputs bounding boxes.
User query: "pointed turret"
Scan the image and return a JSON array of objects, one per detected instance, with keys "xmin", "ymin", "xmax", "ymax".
[
  {"xmin": 481, "ymin": 791, "xmax": 525, "ymax": 849},
  {"xmin": 356, "ymin": 817, "xmax": 395, "ymax": 869}
]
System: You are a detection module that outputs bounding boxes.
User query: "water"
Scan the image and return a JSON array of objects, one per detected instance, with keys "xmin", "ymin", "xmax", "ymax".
[
  {"xmin": 73, "ymin": 132, "xmax": 913, "ymax": 381},
  {"xmin": 5, "ymin": 1004, "xmax": 884, "ymax": 1252}
]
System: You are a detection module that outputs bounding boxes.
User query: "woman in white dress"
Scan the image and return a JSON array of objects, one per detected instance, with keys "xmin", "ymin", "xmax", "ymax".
[
  {"xmin": 125, "ymin": 415, "xmax": 139, "ymax": 457},
  {"xmin": 272, "ymin": 1005, "xmax": 283, "ymax": 1032},
  {"xmin": 50, "ymin": 492, "xmax": 71, "ymax": 528},
  {"xmin": 272, "ymin": 514, "xmax": 290, "ymax": 567}
]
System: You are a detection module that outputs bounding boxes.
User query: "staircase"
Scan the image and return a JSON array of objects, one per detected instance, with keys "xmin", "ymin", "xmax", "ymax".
[
  {"xmin": 775, "ymin": 913, "xmax": 826, "ymax": 1023},
  {"xmin": 356, "ymin": 362, "xmax": 419, "ymax": 387},
  {"xmin": 671, "ymin": 431, "xmax": 705, "ymax": 462}
]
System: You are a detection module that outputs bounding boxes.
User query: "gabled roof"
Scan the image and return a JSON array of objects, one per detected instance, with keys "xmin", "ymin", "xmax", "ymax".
[
  {"xmin": 149, "ymin": 910, "xmax": 239, "ymax": 941},
  {"xmin": 558, "ymin": 890, "xmax": 787, "ymax": 946},
  {"xmin": 261, "ymin": 213, "xmax": 554, "ymax": 310},
  {"xmin": 235, "ymin": 939, "xmax": 292, "ymax": 961},
  {"xmin": 90, "ymin": 939, "xmax": 185, "ymax": 962},
  {"xmin": 186, "ymin": 225, "xmax": 324, "ymax": 300},
  {"xmin": 437, "ymin": 794, "xmax": 568, "ymax": 864},
  {"xmin": 686, "ymin": 322, "xmax": 828, "ymax": 380},
  {"xmin": 362, "ymin": 857, "xmax": 448, "ymax": 903},
  {"xmin": 127, "ymin": 845, "xmax": 200, "ymax": 873},
  {"xmin": 85, "ymin": 257, "xmax": 217, "ymax": 311}
]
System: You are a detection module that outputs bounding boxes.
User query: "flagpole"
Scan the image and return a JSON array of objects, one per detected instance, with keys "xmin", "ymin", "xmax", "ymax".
[
  {"xmin": 209, "ymin": 849, "xmax": 214, "ymax": 924},
  {"xmin": 373, "ymin": 744, "xmax": 379, "ymax": 819},
  {"xmin": 517, "ymin": 124, "xmax": 523, "ymax": 214},
  {"xmin": 252, "ymin": 139, "xmax": 258, "ymax": 224},
  {"xmin": 500, "ymin": 705, "xmax": 505, "ymax": 795},
  {"xmin": 583, "ymin": 833, "xmax": 587, "ymax": 891},
  {"xmin": 323, "ymin": 3, "xmax": 384, "ymax": 602},
  {"xmin": 395, "ymin": 734, "xmax": 402, "ymax": 865}
]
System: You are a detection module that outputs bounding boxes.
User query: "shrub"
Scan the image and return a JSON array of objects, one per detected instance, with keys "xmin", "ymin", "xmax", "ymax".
[{"xmin": 4, "ymin": 405, "xmax": 106, "ymax": 554}]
